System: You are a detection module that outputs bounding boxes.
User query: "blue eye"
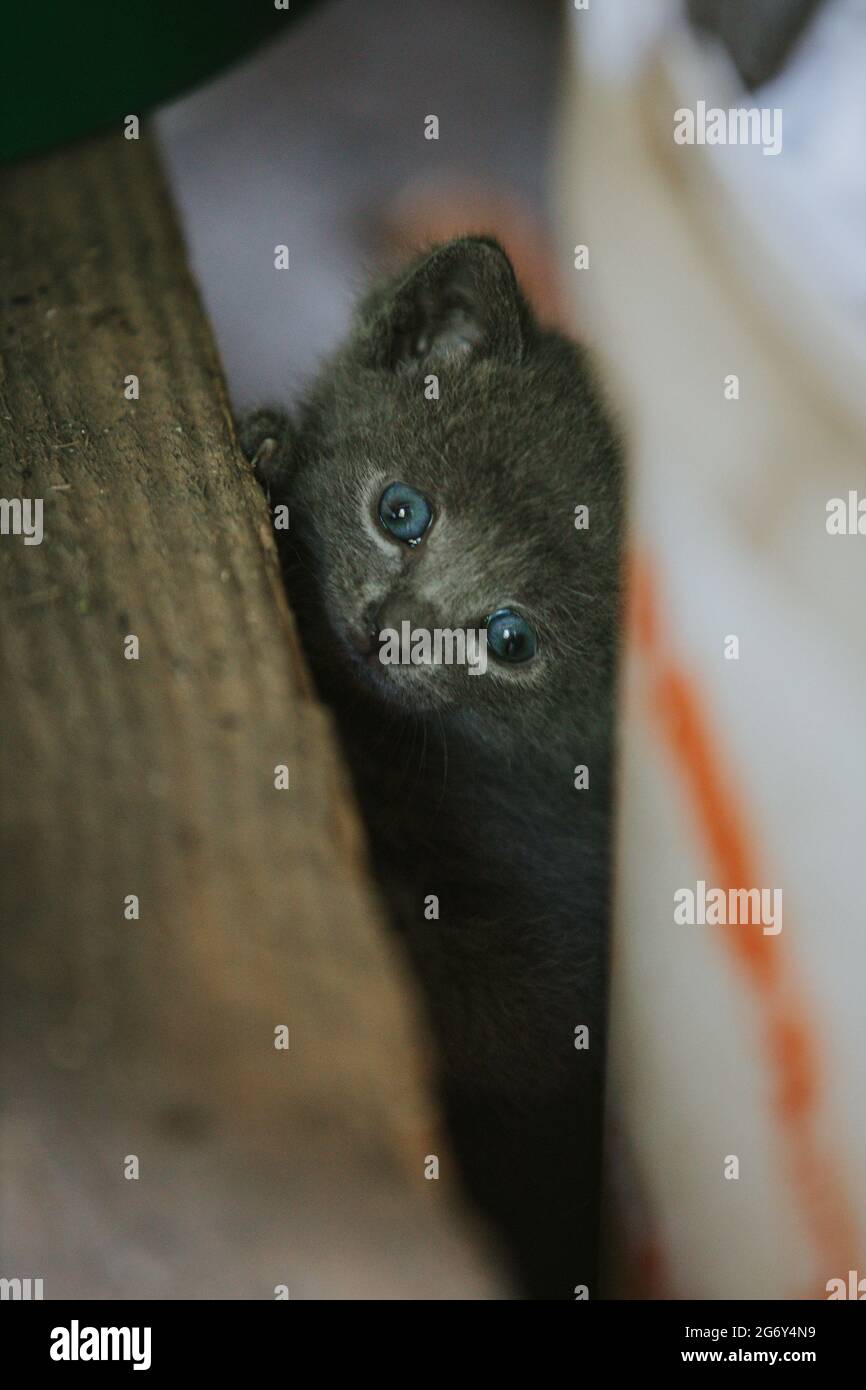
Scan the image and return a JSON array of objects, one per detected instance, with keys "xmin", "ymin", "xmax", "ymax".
[
  {"xmin": 486, "ymin": 608, "xmax": 537, "ymax": 663},
  {"xmin": 378, "ymin": 482, "xmax": 433, "ymax": 545}
]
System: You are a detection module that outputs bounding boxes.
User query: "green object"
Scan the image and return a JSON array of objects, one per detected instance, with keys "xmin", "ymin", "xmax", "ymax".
[{"xmin": 1, "ymin": 1, "xmax": 319, "ymax": 164}]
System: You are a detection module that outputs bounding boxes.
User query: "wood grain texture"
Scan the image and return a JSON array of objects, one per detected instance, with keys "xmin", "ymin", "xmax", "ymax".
[{"xmin": 0, "ymin": 130, "xmax": 505, "ymax": 1298}]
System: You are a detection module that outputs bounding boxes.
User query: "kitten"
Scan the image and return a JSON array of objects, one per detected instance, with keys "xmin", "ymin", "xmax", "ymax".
[{"xmin": 240, "ymin": 237, "xmax": 623, "ymax": 1299}]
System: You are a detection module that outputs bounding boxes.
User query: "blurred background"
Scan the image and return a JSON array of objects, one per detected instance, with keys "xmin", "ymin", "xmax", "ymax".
[
  {"xmin": 4, "ymin": 0, "xmax": 866, "ymax": 1298},
  {"xmin": 154, "ymin": 0, "xmax": 565, "ymax": 409}
]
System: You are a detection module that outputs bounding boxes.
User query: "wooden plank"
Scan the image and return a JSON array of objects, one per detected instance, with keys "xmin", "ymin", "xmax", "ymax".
[{"xmin": 0, "ymin": 130, "xmax": 504, "ymax": 1298}]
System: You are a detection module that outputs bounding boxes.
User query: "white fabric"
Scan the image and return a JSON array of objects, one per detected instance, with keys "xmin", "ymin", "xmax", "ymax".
[{"xmin": 558, "ymin": 0, "xmax": 866, "ymax": 1298}]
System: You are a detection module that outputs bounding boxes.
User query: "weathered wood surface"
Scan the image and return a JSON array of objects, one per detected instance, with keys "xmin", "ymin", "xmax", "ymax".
[{"xmin": 0, "ymin": 131, "xmax": 504, "ymax": 1298}]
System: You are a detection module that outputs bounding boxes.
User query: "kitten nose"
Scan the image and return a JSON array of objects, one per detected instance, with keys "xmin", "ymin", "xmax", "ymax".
[
  {"xmin": 377, "ymin": 592, "xmax": 438, "ymax": 638},
  {"xmin": 350, "ymin": 603, "xmax": 380, "ymax": 656}
]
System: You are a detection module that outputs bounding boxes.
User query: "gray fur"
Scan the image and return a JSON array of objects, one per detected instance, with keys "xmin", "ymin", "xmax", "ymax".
[{"xmin": 240, "ymin": 237, "xmax": 623, "ymax": 1298}]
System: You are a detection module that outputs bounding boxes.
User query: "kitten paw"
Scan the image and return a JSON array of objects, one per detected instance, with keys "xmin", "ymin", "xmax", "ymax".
[{"xmin": 236, "ymin": 407, "xmax": 294, "ymax": 492}]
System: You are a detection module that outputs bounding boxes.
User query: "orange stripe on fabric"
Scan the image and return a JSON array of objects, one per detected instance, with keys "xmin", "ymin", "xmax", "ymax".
[{"xmin": 627, "ymin": 548, "xmax": 860, "ymax": 1292}]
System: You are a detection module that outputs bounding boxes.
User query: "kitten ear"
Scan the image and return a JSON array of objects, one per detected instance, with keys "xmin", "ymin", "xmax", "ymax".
[{"xmin": 368, "ymin": 236, "xmax": 531, "ymax": 369}]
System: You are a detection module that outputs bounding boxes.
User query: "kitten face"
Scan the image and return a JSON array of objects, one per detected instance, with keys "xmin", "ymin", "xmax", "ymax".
[{"xmin": 270, "ymin": 238, "xmax": 622, "ymax": 744}]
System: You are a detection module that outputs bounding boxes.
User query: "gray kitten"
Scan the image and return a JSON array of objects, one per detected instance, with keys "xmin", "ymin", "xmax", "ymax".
[{"xmin": 240, "ymin": 237, "xmax": 623, "ymax": 1298}]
